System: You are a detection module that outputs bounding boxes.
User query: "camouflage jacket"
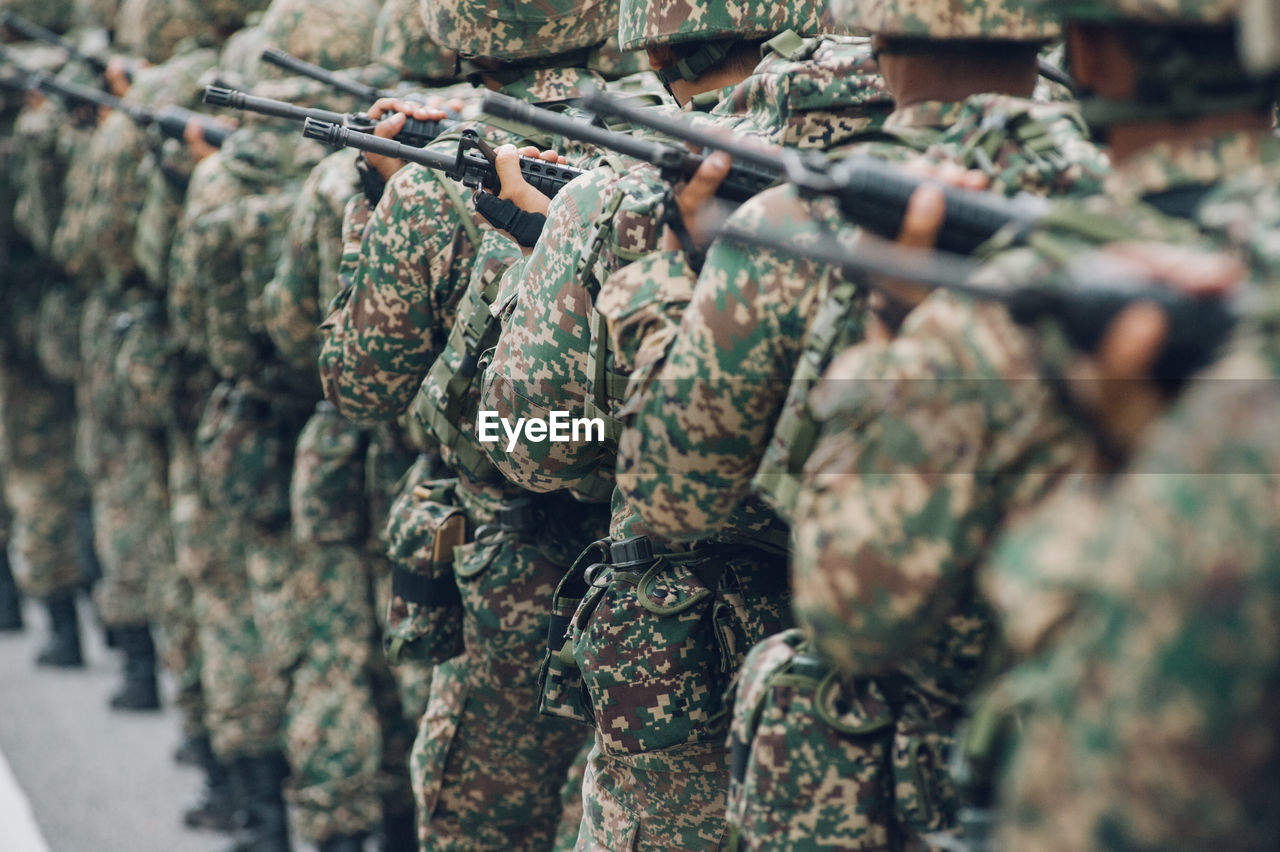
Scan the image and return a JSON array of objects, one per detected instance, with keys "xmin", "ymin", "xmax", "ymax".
[
  {"xmin": 614, "ymin": 92, "xmax": 1109, "ymax": 559},
  {"xmin": 316, "ymin": 64, "xmax": 606, "ymax": 426},
  {"xmin": 979, "ymin": 134, "xmax": 1280, "ymax": 850},
  {"xmin": 480, "ymin": 35, "xmax": 895, "ymax": 541}
]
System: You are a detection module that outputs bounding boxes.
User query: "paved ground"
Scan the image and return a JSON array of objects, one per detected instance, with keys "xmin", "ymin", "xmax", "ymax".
[{"xmin": 0, "ymin": 596, "xmax": 224, "ymax": 852}]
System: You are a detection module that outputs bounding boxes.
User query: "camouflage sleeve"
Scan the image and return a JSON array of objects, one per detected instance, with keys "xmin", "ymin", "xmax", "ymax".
[
  {"xmin": 789, "ymin": 293, "xmax": 1086, "ymax": 675},
  {"xmin": 317, "ymin": 160, "xmax": 477, "ymax": 425},
  {"xmin": 992, "ymin": 338, "xmax": 1280, "ymax": 850},
  {"xmin": 480, "ymin": 169, "xmax": 616, "ymax": 492},
  {"xmin": 615, "ymin": 187, "xmax": 824, "ymax": 541}
]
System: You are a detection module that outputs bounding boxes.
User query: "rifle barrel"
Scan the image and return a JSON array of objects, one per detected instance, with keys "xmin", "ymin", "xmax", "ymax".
[{"xmin": 260, "ymin": 47, "xmax": 384, "ymax": 102}]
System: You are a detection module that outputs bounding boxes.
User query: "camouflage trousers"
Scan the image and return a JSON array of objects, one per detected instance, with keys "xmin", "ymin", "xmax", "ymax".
[
  {"xmin": 726, "ymin": 630, "xmax": 958, "ymax": 851},
  {"xmin": 91, "ymin": 426, "xmax": 172, "ymax": 627},
  {"xmin": 162, "ymin": 429, "xmax": 210, "ymax": 739},
  {"xmin": 0, "ymin": 359, "xmax": 85, "ymax": 599},
  {"xmin": 193, "ymin": 381, "xmax": 295, "ymax": 760},
  {"xmin": 408, "ymin": 490, "xmax": 594, "ymax": 852},
  {"xmin": 543, "ymin": 543, "xmax": 792, "ymax": 851}
]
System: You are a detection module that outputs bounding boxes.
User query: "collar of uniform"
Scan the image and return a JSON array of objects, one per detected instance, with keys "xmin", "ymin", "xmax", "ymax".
[
  {"xmin": 497, "ymin": 65, "xmax": 606, "ymax": 105},
  {"xmin": 1105, "ymin": 130, "xmax": 1280, "ymax": 205},
  {"xmin": 883, "ymin": 100, "xmax": 966, "ymax": 131}
]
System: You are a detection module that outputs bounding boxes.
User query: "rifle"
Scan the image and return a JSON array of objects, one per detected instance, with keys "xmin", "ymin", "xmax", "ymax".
[
  {"xmin": 260, "ymin": 46, "xmax": 387, "ymax": 102},
  {"xmin": 31, "ymin": 70, "xmax": 233, "ymax": 147},
  {"xmin": 203, "ymin": 85, "xmax": 452, "ymax": 149},
  {"xmin": 579, "ymin": 88, "xmax": 1051, "ymax": 256},
  {"xmin": 301, "ymin": 117, "xmax": 583, "ymax": 199},
  {"xmin": 1, "ymin": 11, "xmax": 108, "ymax": 74},
  {"xmin": 481, "ymin": 91, "xmax": 782, "ymax": 203},
  {"xmin": 716, "ymin": 223, "xmax": 1239, "ymax": 387}
]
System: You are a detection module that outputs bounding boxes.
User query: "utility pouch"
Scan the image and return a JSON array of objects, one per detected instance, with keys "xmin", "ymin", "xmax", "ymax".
[
  {"xmin": 290, "ymin": 401, "xmax": 369, "ymax": 545},
  {"xmin": 890, "ymin": 692, "xmax": 960, "ymax": 835},
  {"xmin": 383, "ymin": 477, "xmax": 468, "ymax": 666},
  {"xmin": 537, "ymin": 539, "xmax": 611, "ymax": 726},
  {"xmin": 196, "ymin": 383, "xmax": 293, "ymax": 528}
]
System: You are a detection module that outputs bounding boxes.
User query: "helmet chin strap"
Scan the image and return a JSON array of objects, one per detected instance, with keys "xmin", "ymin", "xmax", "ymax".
[{"xmin": 654, "ymin": 40, "xmax": 736, "ymax": 85}]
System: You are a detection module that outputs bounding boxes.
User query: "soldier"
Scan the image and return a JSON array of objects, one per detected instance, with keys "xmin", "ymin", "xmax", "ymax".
[
  {"xmin": 1, "ymin": 0, "xmax": 105, "ymax": 668},
  {"xmin": 924, "ymin": 0, "xmax": 1280, "ymax": 848},
  {"xmin": 477, "ymin": 3, "xmax": 926, "ymax": 848},
  {"xmin": 318, "ymin": 2, "xmax": 628, "ymax": 847},
  {"xmin": 257, "ymin": 4, "xmax": 464, "ymax": 847},
  {"xmin": 607, "ymin": 0, "xmax": 1112, "ymax": 848}
]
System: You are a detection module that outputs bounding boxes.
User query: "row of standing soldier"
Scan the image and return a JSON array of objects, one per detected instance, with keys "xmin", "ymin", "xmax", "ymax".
[{"xmin": 0, "ymin": 0, "xmax": 1278, "ymax": 850}]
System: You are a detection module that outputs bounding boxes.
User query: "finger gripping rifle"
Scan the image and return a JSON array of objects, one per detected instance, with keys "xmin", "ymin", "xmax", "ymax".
[
  {"xmin": 301, "ymin": 117, "xmax": 583, "ymax": 199},
  {"xmin": 33, "ymin": 71, "xmax": 233, "ymax": 146},
  {"xmin": 259, "ymin": 47, "xmax": 387, "ymax": 102},
  {"xmin": 718, "ymin": 224, "xmax": 1239, "ymax": 389},
  {"xmin": 480, "ymin": 91, "xmax": 781, "ymax": 204},
  {"xmin": 580, "ymin": 88, "xmax": 1051, "ymax": 256},
  {"xmin": 203, "ymin": 85, "xmax": 451, "ymax": 149}
]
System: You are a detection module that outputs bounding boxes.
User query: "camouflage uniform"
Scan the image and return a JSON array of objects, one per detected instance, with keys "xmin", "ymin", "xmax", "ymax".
[
  {"xmin": 905, "ymin": 1, "xmax": 1280, "ymax": 847},
  {"xmin": 608, "ymin": 2, "xmax": 1113, "ymax": 847},
  {"xmin": 478, "ymin": 6, "xmax": 903, "ymax": 842},
  {"xmin": 319, "ymin": 1, "xmax": 626, "ymax": 847}
]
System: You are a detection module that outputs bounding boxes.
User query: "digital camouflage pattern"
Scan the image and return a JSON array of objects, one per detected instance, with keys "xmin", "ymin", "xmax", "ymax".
[
  {"xmin": 418, "ymin": 0, "xmax": 618, "ymax": 62},
  {"xmin": 835, "ymin": 0, "xmax": 1060, "ymax": 38},
  {"xmin": 372, "ymin": 0, "xmax": 460, "ymax": 84},
  {"xmin": 481, "ymin": 35, "xmax": 897, "ymax": 851},
  {"xmin": 254, "ymin": 0, "xmax": 381, "ymax": 81},
  {"xmin": 616, "ymin": 0, "xmax": 826, "ymax": 50},
  {"xmin": 1030, "ymin": 0, "xmax": 1246, "ymax": 24}
]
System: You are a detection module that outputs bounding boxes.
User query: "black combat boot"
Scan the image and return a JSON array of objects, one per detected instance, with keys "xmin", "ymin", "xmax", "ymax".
[
  {"xmin": 0, "ymin": 546, "xmax": 23, "ymax": 632},
  {"xmin": 35, "ymin": 593, "xmax": 83, "ymax": 667},
  {"xmin": 183, "ymin": 737, "xmax": 239, "ymax": 833},
  {"xmin": 109, "ymin": 624, "xmax": 160, "ymax": 710},
  {"xmin": 225, "ymin": 753, "xmax": 291, "ymax": 852},
  {"xmin": 378, "ymin": 807, "xmax": 416, "ymax": 852},
  {"xmin": 319, "ymin": 834, "xmax": 368, "ymax": 852}
]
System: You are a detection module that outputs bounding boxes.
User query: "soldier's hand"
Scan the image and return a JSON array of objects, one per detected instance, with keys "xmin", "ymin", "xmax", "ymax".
[
  {"xmin": 183, "ymin": 119, "xmax": 219, "ymax": 162},
  {"xmin": 105, "ymin": 56, "xmax": 136, "ymax": 98},
  {"xmin": 365, "ymin": 95, "xmax": 462, "ymax": 180},
  {"xmin": 486, "ymin": 144, "xmax": 567, "ymax": 254},
  {"xmin": 864, "ymin": 163, "xmax": 989, "ymax": 337},
  {"xmin": 1064, "ymin": 243, "xmax": 1242, "ymax": 457},
  {"xmin": 661, "ymin": 150, "xmax": 731, "ymax": 256}
]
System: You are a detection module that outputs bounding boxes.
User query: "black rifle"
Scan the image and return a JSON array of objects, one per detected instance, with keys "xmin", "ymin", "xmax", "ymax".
[
  {"xmin": 481, "ymin": 91, "xmax": 782, "ymax": 203},
  {"xmin": 31, "ymin": 70, "xmax": 233, "ymax": 146},
  {"xmin": 301, "ymin": 117, "xmax": 583, "ymax": 198},
  {"xmin": 580, "ymin": 88, "xmax": 1052, "ymax": 256},
  {"xmin": 260, "ymin": 46, "xmax": 387, "ymax": 102},
  {"xmin": 716, "ymin": 223, "xmax": 1239, "ymax": 387},
  {"xmin": 203, "ymin": 85, "xmax": 451, "ymax": 149},
  {"xmin": 1, "ymin": 11, "xmax": 109, "ymax": 74}
]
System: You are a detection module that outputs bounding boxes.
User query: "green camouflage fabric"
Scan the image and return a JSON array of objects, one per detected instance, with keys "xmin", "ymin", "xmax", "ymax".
[
  {"xmin": 318, "ymin": 65, "xmax": 602, "ymax": 426},
  {"xmin": 254, "ymin": 0, "xmax": 381, "ymax": 79},
  {"xmin": 727, "ymin": 629, "xmax": 965, "ymax": 851},
  {"xmin": 836, "ymin": 0, "xmax": 1060, "ymax": 39},
  {"xmin": 71, "ymin": 0, "xmax": 119, "ymax": 29},
  {"xmin": 615, "ymin": 87, "xmax": 1108, "ymax": 852},
  {"xmin": 112, "ymin": 0, "xmax": 263, "ymax": 64},
  {"xmin": 480, "ymin": 37, "xmax": 893, "ymax": 851},
  {"xmin": 616, "ymin": 0, "xmax": 826, "ymax": 50},
  {"xmin": 419, "ymin": 0, "xmax": 618, "ymax": 62},
  {"xmin": 964, "ymin": 138, "xmax": 1280, "ymax": 851},
  {"xmin": 372, "ymin": 0, "xmax": 459, "ymax": 83},
  {"xmin": 0, "ymin": 0, "xmax": 74, "ymax": 31}
]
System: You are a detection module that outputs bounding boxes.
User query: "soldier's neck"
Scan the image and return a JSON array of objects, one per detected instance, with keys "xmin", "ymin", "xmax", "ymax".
[
  {"xmin": 1106, "ymin": 111, "xmax": 1275, "ymax": 164},
  {"xmin": 880, "ymin": 54, "xmax": 1037, "ymax": 110}
]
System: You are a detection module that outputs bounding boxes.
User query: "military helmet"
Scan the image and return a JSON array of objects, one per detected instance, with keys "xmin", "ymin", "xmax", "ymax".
[
  {"xmin": 373, "ymin": 0, "xmax": 458, "ymax": 82},
  {"xmin": 257, "ymin": 0, "xmax": 382, "ymax": 72},
  {"xmin": 418, "ymin": 0, "xmax": 618, "ymax": 62},
  {"xmin": 617, "ymin": 0, "xmax": 825, "ymax": 51},
  {"xmin": 834, "ymin": 0, "xmax": 1058, "ymax": 40}
]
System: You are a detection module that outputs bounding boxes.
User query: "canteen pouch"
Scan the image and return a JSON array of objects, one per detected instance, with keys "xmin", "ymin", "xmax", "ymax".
[
  {"xmin": 537, "ymin": 540, "xmax": 609, "ymax": 726},
  {"xmin": 576, "ymin": 543, "xmax": 727, "ymax": 754},
  {"xmin": 384, "ymin": 477, "xmax": 467, "ymax": 666},
  {"xmin": 290, "ymin": 402, "xmax": 369, "ymax": 545},
  {"xmin": 726, "ymin": 630, "xmax": 898, "ymax": 852}
]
